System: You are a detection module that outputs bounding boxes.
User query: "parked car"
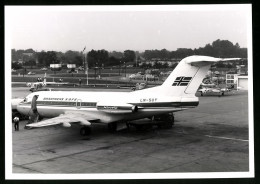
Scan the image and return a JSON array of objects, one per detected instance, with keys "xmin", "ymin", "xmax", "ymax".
[
  {"xmin": 40, "ymin": 67, "xmax": 48, "ymax": 71},
  {"xmin": 11, "ymin": 69, "xmax": 17, "ymax": 72},
  {"xmin": 67, "ymin": 69, "xmax": 78, "ymax": 73},
  {"xmin": 77, "ymin": 66, "xmax": 84, "ymax": 71},
  {"xmin": 129, "ymin": 73, "xmax": 143, "ymax": 80},
  {"xmin": 28, "ymin": 72, "xmax": 36, "ymax": 75}
]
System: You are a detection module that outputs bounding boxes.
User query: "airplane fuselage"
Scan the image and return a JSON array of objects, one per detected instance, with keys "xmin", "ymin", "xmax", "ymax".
[{"xmin": 17, "ymin": 89, "xmax": 199, "ymax": 124}]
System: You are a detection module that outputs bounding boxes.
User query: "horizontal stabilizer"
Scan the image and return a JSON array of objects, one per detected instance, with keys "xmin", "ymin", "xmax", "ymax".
[{"xmin": 185, "ymin": 56, "xmax": 241, "ymax": 67}]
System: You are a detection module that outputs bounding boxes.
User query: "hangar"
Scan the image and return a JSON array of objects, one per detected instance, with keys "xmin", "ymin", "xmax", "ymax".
[
  {"xmin": 226, "ymin": 74, "xmax": 248, "ymax": 90},
  {"xmin": 237, "ymin": 75, "xmax": 248, "ymax": 90}
]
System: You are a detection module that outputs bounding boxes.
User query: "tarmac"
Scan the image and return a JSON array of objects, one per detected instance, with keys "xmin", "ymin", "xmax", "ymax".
[{"xmin": 10, "ymin": 86, "xmax": 250, "ymax": 176}]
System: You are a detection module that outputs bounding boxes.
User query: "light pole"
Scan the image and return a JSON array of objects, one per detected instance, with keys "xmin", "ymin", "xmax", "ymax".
[
  {"xmin": 53, "ymin": 60, "xmax": 56, "ymax": 75},
  {"xmin": 94, "ymin": 63, "xmax": 98, "ymax": 86},
  {"xmin": 22, "ymin": 54, "xmax": 25, "ymax": 77},
  {"xmin": 135, "ymin": 54, "xmax": 137, "ymax": 73},
  {"xmin": 82, "ymin": 48, "xmax": 88, "ymax": 85},
  {"xmin": 98, "ymin": 60, "xmax": 101, "ymax": 75},
  {"xmin": 119, "ymin": 61, "xmax": 121, "ymax": 76},
  {"xmin": 101, "ymin": 63, "xmax": 104, "ymax": 79},
  {"xmin": 124, "ymin": 62, "xmax": 126, "ymax": 77},
  {"xmin": 85, "ymin": 52, "xmax": 88, "ymax": 85}
]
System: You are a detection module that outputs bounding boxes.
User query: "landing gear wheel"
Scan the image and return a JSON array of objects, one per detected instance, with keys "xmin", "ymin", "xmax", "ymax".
[
  {"xmin": 108, "ymin": 122, "xmax": 117, "ymax": 133},
  {"xmin": 158, "ymin": 122, "xmax": 173, "ymax": 129},
  {"xmin": 200, "ymin": 92, "xmax": 203, "ymax": 96},
  {"xmin": 126, "ymin": 122, "xmax": 130, "ymax": 130},
  {"xmin": 169, "ymin": 115, "xmax": 175, "ymax": 126},
  {"xmin": 157, "ymin": 114, "xmax": 174, "ymax": 129},
  {"xmin": 135, "ymin": 124, "xmax": 145, "ymax": 131},
  {"xmin": 135, "ymin": 124, "xmax": 152, "ymax": 131},
  {"xmin": 80, "ymin": 126, "xmax": 92, "ymax": 136}
]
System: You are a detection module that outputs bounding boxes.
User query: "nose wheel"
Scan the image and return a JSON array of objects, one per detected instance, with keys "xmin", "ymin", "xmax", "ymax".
[{"xmin": 80, "ymin": 126, "xmax": 92, "ymax": 136}]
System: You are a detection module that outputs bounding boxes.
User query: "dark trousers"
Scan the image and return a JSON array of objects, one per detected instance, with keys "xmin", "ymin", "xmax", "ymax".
[{"xmin": 14, "ymin": 122, "xmax": 19, "ymax": 131}]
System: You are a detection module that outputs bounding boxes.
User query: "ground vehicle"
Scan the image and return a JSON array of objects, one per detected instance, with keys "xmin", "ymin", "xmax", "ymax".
[
  {"xmin": 77, "ymin": 66, "xmax": 84, "ymax": 71},
  {"xmin": 67, "ymin": 69, "xmax": 78, "ymax": 73},
  {"xmin": 28, "ymin": 72, "xmax": 36, "ymax": 75},
  {"xmin": 132, "ymin": 82, "xmax": 147, "ymax": 91},
  {"xmin": 40, "ymin": 68, "xmax": 48, "ymax": 71},
  {"xmin": 129, "ymin": 73, "xmax": 143, "ymax": 80}
]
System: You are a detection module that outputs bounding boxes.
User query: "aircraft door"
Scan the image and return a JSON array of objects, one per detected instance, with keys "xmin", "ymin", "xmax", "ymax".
[
  {"xmin": 76, "ymin": 99, "xmax": 82, "ymax": 109},
  {"xmin": 31, "ymin": 95, "xmax": 38, "ymax": 113}
]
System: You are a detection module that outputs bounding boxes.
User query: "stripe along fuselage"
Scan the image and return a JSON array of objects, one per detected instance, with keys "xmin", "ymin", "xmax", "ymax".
[{"xmin": 17, "ymin": 90, "xmax": 199, "ymax": 123}]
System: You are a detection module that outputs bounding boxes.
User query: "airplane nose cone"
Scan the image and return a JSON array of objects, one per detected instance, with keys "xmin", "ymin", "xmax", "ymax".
[{"xmin": 11, "ymin": 98, "xmax": 24, "ymax": 110}]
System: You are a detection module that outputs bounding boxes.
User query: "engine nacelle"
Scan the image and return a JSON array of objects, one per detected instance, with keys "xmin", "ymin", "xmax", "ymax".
[
  {"xmin": 131, "ymin": 105, "xmax": 138, "ymax": 112},
  {"xmin": 62, "ymin": 122, "xmax": 71, "ymax": 127},
  {"xmin": 96, "ymin": 101, "xmax": 138, "ymax": 114}
]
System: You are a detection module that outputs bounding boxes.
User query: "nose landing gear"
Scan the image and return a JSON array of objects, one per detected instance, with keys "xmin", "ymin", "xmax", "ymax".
[{"xmin": 80, "ymin": 126, "xmax": 92, "ymax": 136}]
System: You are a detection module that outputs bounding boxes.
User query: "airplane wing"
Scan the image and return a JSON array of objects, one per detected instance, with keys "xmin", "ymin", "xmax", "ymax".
[
  {"xmin": 45, "ymin": 82, "xmax": 69, "ymax": 85},
  {"xmin": 26, "ymin": 111, "xmax": 98, "ymax": 128},
  {"xmin": 211, "ymin": 88, "xmax": 221, "ymax": 93}
]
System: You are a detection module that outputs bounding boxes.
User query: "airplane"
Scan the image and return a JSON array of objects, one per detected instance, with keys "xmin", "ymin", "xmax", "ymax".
[
  {"xmin": 16, "ymin": 56, "xmax": 241, "ymax": 136},
  {"xmin": 26, "ymin": 73, "xmax": 68, "ymax": 92}
]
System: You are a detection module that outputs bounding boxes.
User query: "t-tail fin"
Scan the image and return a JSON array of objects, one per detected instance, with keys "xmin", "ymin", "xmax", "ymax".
[{"xmin": 158, "ymin": 55, "xmax": 241, "ymax": 97}]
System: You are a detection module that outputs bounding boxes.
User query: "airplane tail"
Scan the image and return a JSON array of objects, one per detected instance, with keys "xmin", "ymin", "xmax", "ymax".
[{"xmin": 145, "ymin": 56, "xmax": 241, "ymax": 97}]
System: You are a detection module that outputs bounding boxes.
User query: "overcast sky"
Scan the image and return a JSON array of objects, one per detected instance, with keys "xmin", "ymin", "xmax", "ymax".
[{"xmin": 5, "ymin": 5, "xmax": 251, "ymax": 52}]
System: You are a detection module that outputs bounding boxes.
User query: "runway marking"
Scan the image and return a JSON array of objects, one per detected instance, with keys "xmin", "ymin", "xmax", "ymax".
[{"xmin": 205, "ymin": 135, "xmax": 248, "ymax": 142}]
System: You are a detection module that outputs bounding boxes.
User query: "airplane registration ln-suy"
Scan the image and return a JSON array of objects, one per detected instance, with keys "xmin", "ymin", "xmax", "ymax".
[{"xmin": 16, "ymin": 56, "xmax": 240, "ymax": 136}]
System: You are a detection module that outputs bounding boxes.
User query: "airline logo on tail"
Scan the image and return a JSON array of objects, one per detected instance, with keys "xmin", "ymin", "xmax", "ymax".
[{"xmin": 172, "ymin": 76, "xmax": 192, "ymax": 86}]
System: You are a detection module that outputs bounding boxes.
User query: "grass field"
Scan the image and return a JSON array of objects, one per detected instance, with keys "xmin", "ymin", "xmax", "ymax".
[
  {"xmin": 12, "ymin": 76, "xmax": 137, "ymax": 85},
  {"xmin": 11, "ymin": 67, "xmax": 165, "ymax": 87},
  {"xmin": 12, "ymin": 67, "xmax": 146, "ymax": 75}
]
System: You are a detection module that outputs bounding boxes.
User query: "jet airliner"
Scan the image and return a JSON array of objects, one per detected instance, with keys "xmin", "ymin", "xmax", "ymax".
[
  {"xmin": 16, "ymin": 56, "xmax": 240, "ymax": 135},
  {"xmin": 26, "ymin": 73, "xmax": 68, "ymax": 91}
]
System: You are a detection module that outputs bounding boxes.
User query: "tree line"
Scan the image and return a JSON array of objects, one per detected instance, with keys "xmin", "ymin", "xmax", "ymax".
[
  {"xmin": 143, "ymin": 39, "xmax": 247, "ymax": 60},
  {"xmin": 12, "ymin": 39, "xmax": 247, "ymax": 69}
]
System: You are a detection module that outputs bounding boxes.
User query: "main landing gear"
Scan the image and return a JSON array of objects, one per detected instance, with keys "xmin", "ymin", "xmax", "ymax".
[
  {"xmin": 80, "ymin": 126, "xmax": 92, "ymax": 136},
  {"xmin": 108, "ymin": 122, "xmax": 117, "ymax": 133},
  {"xmin": 153, "ymin": 113, "xmax": 175, "ymax": 129},
  {"xmin": 128, "ymin": 113, "xmax": 175, "ymax": 131}
]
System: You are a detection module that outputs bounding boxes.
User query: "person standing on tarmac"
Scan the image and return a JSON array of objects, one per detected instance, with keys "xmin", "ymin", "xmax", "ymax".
[
  {"xmin": 13, "ymin": 117, "xmax": 19, "ymax": 131},
  {"xmin": 79, "ymin": 78, "xmax": 82, "ymax": 86}
]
